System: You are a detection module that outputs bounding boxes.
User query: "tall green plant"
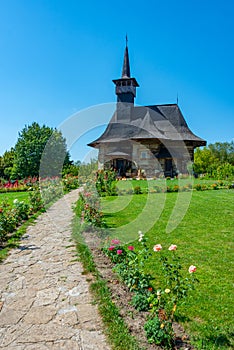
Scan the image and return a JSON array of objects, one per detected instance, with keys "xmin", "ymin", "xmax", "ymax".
[
  {"xmin": 102, "ymin": 233, "xmax": 198, "ymax": 349},
  {"xmin": 96, "ymin": 169, "xmax": 117, "ymax": 196}
]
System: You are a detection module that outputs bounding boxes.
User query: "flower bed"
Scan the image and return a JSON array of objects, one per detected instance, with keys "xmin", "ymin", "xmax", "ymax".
[
  {"xmin": 0, "ymin": 176, "xmax": 38, "ymax": 193},
  {"xmin": 93, "ymin": 173, "xmax": 233, "ymax": 197},
  {"xmin": 0, "ymin": 175, "xmax": 80, "ymax": 194},
  {"xmin": 0, "ymin": 199, "xmax": 30, "ymax": 244},
  {"xmin": 75, "ymin": 179, "xmax": 198, "ymax": 347},
  {"xmin": 77, "ymin": 180, "xmax": 106, "ymax": 229},
  {"xmin": 0, "ymin": 175, "xmax": 80, "ymax": 246},
  {"xmin": 102, "ymin": 232, "xmax": 198, "ymax": 349}
]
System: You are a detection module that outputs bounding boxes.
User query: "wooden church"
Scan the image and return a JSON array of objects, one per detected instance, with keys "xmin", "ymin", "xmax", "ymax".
[{"xmin": 88, "ymin": 43, "xmax": 206, "ymax": 177}]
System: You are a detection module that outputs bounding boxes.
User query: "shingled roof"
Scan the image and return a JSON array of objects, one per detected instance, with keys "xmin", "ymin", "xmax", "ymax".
[{"xmin": 88, "ymin": 104, "xmax": 206, "ymax": 147}]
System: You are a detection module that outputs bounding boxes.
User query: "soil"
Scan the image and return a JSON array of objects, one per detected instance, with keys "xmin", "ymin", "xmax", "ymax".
[{"xmin": 83, "ymin": 231, "xmax": 194, "ymax": 350}]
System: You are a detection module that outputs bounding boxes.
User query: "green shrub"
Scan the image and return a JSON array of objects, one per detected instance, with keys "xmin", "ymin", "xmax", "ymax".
[
  {"xmin": 194, "ymin": 183, "xmax": 202, "ymax": 191},
  {"xmin": 79, "ymin": 188, "xmax": 106, "ymax": 228},
  {"xmin": 39, "ymin": 178, "xmax": 63, "ymax": 204},
  {"xmin": 144, "ymin": 315, "xmax": 174, "ymax": 348},
  {"xmin": 96, "ymin": 170, "xmax": 117, "ymax": 196},
  {"xmin": 131, "ymin": 292, "xmax": 150, "ymax": 311},
  {"xmin": 153, "ymin": 185, "xmax": 162, "ymax": 193},
  {"xmin": 214, "ymin": 163, "xmax": 234, "ymax": 180},
  {"xmin": 173, "ymin": 185, "xmax": 179, "ymax": 192},
  {"xmin": 134, "ymin": 186, "xmax": 142, "ymax": 194},
  {"xmin": 29, "ymin": 187, "xmax": 44, "ymax": 212},
  {"xmin": 211, "ymin": 183, "xmax": 219, "ymax": 190},
  {"xmin": 13, "ymin": 199, "xmax": 30, "ymax": 220},
  {"xmin": 63, "ymin": 175, "xmax": 79, "ymax": 192},
  {"xmin": 0, "ymin": 200, "xmax": 18, "ymax": 243},
  {"xmin": 166, "ymin": 186, "xmax": 173, "ymax": 193}
]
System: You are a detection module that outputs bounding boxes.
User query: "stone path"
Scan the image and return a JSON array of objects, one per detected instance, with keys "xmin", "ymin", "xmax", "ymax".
[{"xmin": 0, "ymin": 189, "xmax": 110, "ymax": 350}]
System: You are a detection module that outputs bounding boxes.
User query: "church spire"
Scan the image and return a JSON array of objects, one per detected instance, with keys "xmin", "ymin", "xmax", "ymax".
[
  {"xmin": 112, "ymin": 39, "xmax": 139, "ymax": 111},
  {"xmin": 121, "ymin": 36, "xmax": 130, "ymax": 78}
]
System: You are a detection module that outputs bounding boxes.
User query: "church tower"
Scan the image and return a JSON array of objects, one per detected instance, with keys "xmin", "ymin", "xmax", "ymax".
[{"xmin": 112, "ymin": 39, "xmax": 139, "ymax": 122}]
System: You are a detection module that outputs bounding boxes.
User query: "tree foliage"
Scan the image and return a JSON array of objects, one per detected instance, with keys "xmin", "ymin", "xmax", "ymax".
[
  {"xmin": 0, "ymin": 148, "xmax": 15, "ymax": 179},
  {"xmin": 194, "ymin": 141, "xmax": 234, "ymax": 179},
  {"xmin": 78, "ymin": 158, "xmax": 98, "ymax": 178},
  {"xmin": 12, "ymin": 122, "xmax": 71, "ymax": 179},
  {"xmin": 39, "ymin": 129, "xmax": 71, "ymax": 178}
]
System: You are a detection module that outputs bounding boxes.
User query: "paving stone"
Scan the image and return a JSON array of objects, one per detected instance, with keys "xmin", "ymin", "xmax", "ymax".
[
  {"xmin": 55, "ymin": 307, "xmax": 78, "ymax": 326},
  {"xmin": 4, "ymin": 344, "xmax": 49, "ymax": 350},
  {"xmin": 2, "ymin": 295, "xmax": 34, "ymax": 312},
  {"xmin": 52, "ymin": 339, "xmax": 82, "ymax": 350},
  {"xmin": 23, "ymin": 345, "xmax": 50, "ymax": 350},
  {"xmin": 0, "ymin": 190, "xmax": 110, "ymax": 349},
  {"xmin": 0, "ymin": 308, "xmax": 26, "ymax": 326},
  {"xmin": 7, "ymin": 275, "xmax": 26, "ymax": 291},
  {"xmin": 0, "ymin": 323, "xmax": 32, "ymax": 347},
  {"xmin": 23, "ymin": 305, "xmax": 56, "ymax": 324},
  {"xmin": 77, "ymin": 304, "xmax": 101, "ymax": 330},
  {"xmin": 80, "ymin": 329, "xmax": 110, "ymax": 349},
  {"xmin": 33, "ymin": 287, "xmax": 60, "ymax": 306}
]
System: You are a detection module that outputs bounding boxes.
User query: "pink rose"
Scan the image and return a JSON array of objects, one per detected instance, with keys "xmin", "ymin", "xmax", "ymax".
[
  {"xmin": 111, "ymin": 239, "xmax": 120, "ymax": 245},
  {"xmin": 128, "ymin": 246, "xmax": 134, "ymax": 251},
  {"xmin": 108, "ymin": 246, "xmax": 115, "ymax": 251},
  {"xmin": 153, "ymin": 244, "xmax": 162, "ymax": 252},
  {"xmin": 168, "ymin": 244, "xmax": 177, "ymax": 251},
  {"xmin": 189, "ymin": 265, "xmax": 196, "ymax": 273},
  {"xmin": 117, "ymin": 250, "xmax": 123, "ymax": 255}
]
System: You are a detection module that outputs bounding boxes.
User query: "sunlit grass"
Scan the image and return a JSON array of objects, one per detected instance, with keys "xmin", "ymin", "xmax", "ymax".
[
  {"xmin": 0, "ymin": 191, "xmax": 29, "ymax": 205},
  {"xmin": 101, "ymin": 189, "xmax": 234, "ymax": 349},
  {"xmin": 72, "ymin": 203, "xmax": 142, "ymax": 350}
]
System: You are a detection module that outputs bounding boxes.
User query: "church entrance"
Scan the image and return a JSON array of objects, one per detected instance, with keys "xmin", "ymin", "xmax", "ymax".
[
  {"xmin": 114, "ymin": 158, "xmax": 133, "ymax": 177},
  {"xmin": 105, "ymin": 158, "xmax": 136, "ymax": 177},
  {"xmin": 116, "ymin": 159, "xmax": 125, "ymax": 176},
  {"xmin": 164, "ymin": 158, "xmax": 176, "ymax": 177}
]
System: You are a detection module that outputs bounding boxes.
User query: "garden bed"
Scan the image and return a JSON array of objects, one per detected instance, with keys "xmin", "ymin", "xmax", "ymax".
[
  {"xmin": 82, "ymin": 230, "xmax": 194, "ymax": 350},
  {"xmin": 77, "ymin": 172, "xmax": 234, "ymax": 349}
]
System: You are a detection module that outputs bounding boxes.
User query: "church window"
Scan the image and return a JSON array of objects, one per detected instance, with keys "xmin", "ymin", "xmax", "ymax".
[{"xmin": 141, "ymin": 151, "xmax": 148, "ymax": 159}]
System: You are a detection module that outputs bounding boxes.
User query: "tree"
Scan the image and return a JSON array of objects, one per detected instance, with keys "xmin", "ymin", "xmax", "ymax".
[
  {"xmin": 0, "ymin": 148, "xmax": 15, "ymax": 179},
  {"xmin": 39, "ymin": 129, "xmax": 72, "ymax": 178},
  {"xmin": 12, "ymin": 122, "xmax": 71, "ymax": 179},
  {"xmin": 78, "ymin": 158, "xmax": 98, "ymax": 177},
  {"xmin": 194, "ymin": 141, "xmax": 234, "ymax": 176},
  {"xmin": 193, "ymin": 147, "xmax": 218, "ymax": 175},
  {"xmin": 208, "ymin": 142, "xmax": 234, "ymax": 165}
]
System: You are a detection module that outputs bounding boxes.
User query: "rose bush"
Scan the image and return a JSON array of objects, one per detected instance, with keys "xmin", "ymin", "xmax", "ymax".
[
  {"xmin": 0, "ymin": 198, "xmax": 30, "ymax": 243},
  {"xmin": 102, "ymin": 232, "xmax": 199, "ymax": 349},
  {"xmin": 78, "ymin": 182, "xmax": 106, "ymax": 228}
]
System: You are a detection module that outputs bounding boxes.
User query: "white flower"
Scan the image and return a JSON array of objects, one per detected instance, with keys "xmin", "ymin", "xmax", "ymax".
[
  {"xmin": 13, "ymin": 199, "xmax": 18, "ymax": 204},
  {"xmin": 138, "ymin": 230, "xmax": 144, "ymax": 241}
]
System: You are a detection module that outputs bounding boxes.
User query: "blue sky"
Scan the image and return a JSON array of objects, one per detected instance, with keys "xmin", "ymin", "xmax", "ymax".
[{"xmin": 0, "ymin": 0, "xmax": 233, "ymax": 161}]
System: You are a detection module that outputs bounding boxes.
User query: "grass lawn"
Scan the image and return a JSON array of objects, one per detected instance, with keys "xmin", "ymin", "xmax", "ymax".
[
  {"xmin": 0, "ymin": 191, "xmax": 29, "ymax": 206},
  {"xmin": 101, "ymin": 188, "xmax": 234, "ymax": 349},
  {"xmin": 0, "ymin": 191, "xmax": 31, "ymax": 261}
]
